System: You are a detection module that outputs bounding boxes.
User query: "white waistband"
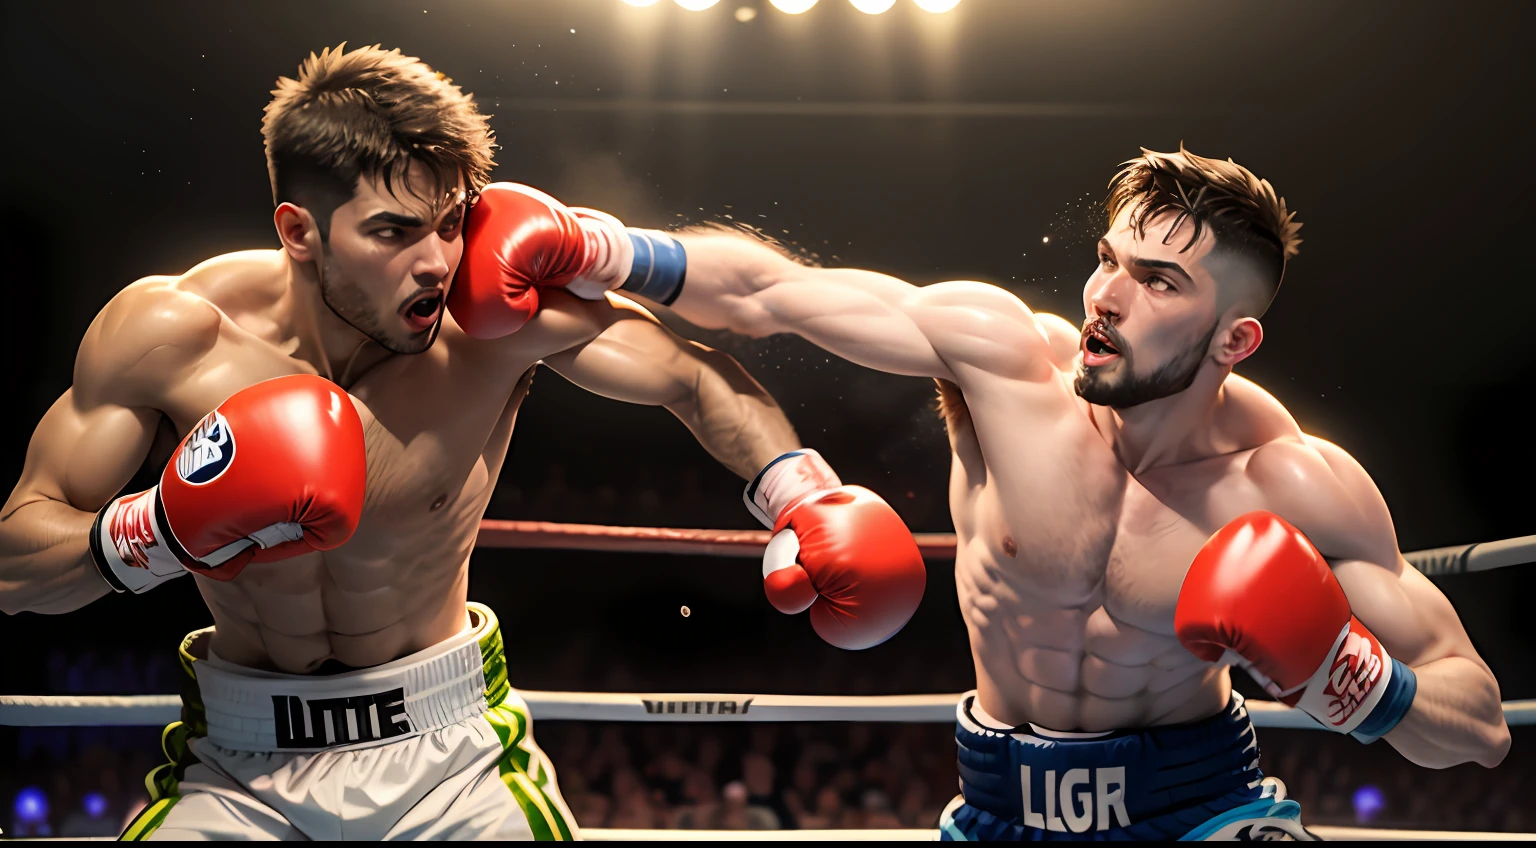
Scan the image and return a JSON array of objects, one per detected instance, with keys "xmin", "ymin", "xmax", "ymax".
[
  {"xmin": 191, "ymin": 606, "xmax": 497, "ymax": 753},
  {"xmin": 959, "ymin": 691, "xmax": 1115, "ymax": 741}
]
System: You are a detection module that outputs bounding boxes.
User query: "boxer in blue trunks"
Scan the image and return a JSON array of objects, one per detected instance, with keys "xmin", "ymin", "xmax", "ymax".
[{"xmin": 594, "ymin": 144, "xmax": 1512, "ymax": 839}]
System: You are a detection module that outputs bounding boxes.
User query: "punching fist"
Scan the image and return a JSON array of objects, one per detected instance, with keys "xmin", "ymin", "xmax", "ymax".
[
  {"xmin": 447, "ymin": 183, "xmax": 634, "ymax": 338},
  {"xmin": 1175, "ymin": 511, "xmax": 1417, "ymax": 739},
  {"xmin": 747, "ymin": 450, "xmax": 926, "ymax": 650},
  {"xmin": 91, "ymin": 374, "xmax": 367, "ymax": 593}
]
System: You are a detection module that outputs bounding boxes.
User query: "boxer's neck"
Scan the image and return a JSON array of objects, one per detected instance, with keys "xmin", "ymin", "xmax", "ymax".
[
  {"xmin": 280, "ymin": 251, "xmax": 392, "ymax": 387},
  {"xmin": 1094, "ymin": 363, "xmax": 1231, "ymax": 475}
]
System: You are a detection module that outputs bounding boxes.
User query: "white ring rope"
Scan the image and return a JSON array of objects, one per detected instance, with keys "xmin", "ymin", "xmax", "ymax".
[
  {"xmin": 580, "ymin": 825, "xmax": 1535, "ymax": 841},
  {"xmin": 17, "ymin": 825, "xmax": 1536, "ymax": 841},
  {"xmin": 2, "ymin": 691, "xmax": 1532, "ymax": 728}
]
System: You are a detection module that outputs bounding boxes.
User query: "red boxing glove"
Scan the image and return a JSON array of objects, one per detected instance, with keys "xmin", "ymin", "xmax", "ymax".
[
  {"xmin": 1175, "ymin": 511, "xmax": 1409, "ymax": 736},
  {"xmin": 447, "ymin": 183, "xmax": 633, "ymax": 339},
  {"xmin": 749, "ymin": 451, "xmax": 926, "ymax": 650},
  {"xmin": 91, "ymin": 374, "xmax": 367, "ymax": 593}
]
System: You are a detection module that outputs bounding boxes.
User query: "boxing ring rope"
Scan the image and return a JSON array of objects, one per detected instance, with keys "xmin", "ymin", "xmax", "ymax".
[
  {"xmin": 476, "ymin": 520, "xmax": 1536, "ymax": 576},
  {"xmin": 580, "ymin": 825, "xmax": 1536, "ymax": 841},
  {"xmin": 4, "ymin": 523, "xmax": 1533, "ymax": 729},
  {"xmin": 17, "ymin": 825, "xmax": 1536, "ymax": 841},
  {"xmin": 5, "ymin": 524, "xmax": 1533, "ymax": 840},
  {"xmin": 3, "ymin": 690, "xmax": 1534, "ymax": 728}
]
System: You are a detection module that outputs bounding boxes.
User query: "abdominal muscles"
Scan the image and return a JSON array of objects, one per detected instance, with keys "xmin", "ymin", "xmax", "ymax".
[{"xmin": 961, "ymin": 554, "xmax": 1224, "ymax": 732}]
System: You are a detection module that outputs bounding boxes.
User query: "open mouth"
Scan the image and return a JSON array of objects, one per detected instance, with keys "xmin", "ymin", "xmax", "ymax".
[
  {"xmin": 1081, "ymin": 320, "xmax": 1122, "ymax": 366},
  {"xmin": 400, "ymin": 289, "xmax": 444, "ymax": 332}
]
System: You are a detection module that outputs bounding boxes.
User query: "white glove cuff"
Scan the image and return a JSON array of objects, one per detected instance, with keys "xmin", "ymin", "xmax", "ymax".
[
  {"xmin": 568, "ymin": 208, "xmax": 635, "ymax": 299},
  {"xmin": 90, "ymin": 487, "xmax": 188, "ymax": 595},
  {"xmin": 1289, "ymin": 619, "xmax": 1397, "ymax": 736},
  {"xmin": 743, "ymin": 449, "xmax": 842, "ymax": 528}
]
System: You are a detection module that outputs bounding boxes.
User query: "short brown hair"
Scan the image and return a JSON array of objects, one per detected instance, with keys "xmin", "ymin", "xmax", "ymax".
[
  {"xmin": 262, "ymin": 43, "xmax": 496, "ymax": 237},
  {"xmin": 1106, "ymin": 144, "xmax": 1301, "ymax": 311}
]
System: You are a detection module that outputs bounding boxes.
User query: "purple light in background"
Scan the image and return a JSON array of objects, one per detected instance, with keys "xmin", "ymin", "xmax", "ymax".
[
  {"xmin": 1352, "ymin": 785, "xmax": 1385, "ymax": 824},
  {"xmin": 84, "ymin": 792, "xmax": 109, "ymax": 818},
  {"xmin": 14, "ymin": 787, "xmax": 48, "ymax": 823}
]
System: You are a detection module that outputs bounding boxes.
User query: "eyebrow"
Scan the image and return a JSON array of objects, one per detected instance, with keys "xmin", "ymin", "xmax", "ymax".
[
  {"xmin": 1099, "ymin": 238, "xmax": 1194, "ymax": 285},
  {"xmin": 364, "ymin": 203, "xmax": 466, "ymax": 230},
  {"xmin": 365, "ymin": 211, "xmax": 426, "ymax": 228},
  {"xmin": 1131, "ymin": 256, "xmax": 1194, "ymax": 283}
]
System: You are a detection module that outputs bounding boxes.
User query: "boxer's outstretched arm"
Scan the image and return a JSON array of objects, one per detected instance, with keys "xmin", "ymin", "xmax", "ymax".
[
  {"xmin": 666, "ymin": 229, "xmax": 1056, "ymax": 385},
  {"xmin": 1252, "ymin": 437, "xmax": 1511, "ymax": 768},
  {"xmin": 0, "ymin": 284, "xmax": 215, "ymax": 614},
  {"xmin": 540, "ymin": 293, "xmax": 799, "ymax": 479}
]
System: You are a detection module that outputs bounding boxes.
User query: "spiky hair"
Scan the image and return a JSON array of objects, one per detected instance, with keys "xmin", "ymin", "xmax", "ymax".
[
  {"xmin": 1107, "ymin": 144, "xmax": 1301, "ymax": 308},
  {"xmin": 262, "ymin": 43, "xmax": 495, "ymax": 231}
]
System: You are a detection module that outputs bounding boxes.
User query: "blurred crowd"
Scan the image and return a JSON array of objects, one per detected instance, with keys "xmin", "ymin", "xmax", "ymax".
[{"xmin": 4, "ymin": 649, "xmax": 1530, "ymax": 838}]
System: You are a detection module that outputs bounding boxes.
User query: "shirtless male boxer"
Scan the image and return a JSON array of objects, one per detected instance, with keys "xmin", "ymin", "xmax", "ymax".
[
  {"xmin": 557, "ymin": 146, "xmax": 1512, "ymax": 839},
  {"xmin": 0, "ymin": 44, "xmax": 925, "ymax": 840}
]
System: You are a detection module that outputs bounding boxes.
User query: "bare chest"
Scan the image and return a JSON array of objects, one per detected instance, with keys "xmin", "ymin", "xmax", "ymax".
[
  {"xmin": 163, "ymin": 325, "xmax": 535, "ymax": 569},
  {"xmin": 959, "ymin": 396, "xmax": 1266, "ymax": 631}
]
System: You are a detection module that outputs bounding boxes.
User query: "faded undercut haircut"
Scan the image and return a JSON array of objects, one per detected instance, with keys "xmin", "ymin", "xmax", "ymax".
[
  {"xmin": 262, "ymin": 43, "xmax": 496, "ymax": 239},
  {"xmin": 1107, "ymin": 144, "xmax": 1302, "ymax": 314}
]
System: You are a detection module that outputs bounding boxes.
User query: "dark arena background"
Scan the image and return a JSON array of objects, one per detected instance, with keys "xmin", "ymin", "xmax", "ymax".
[{"xmin": 2, "ymin": 0, "xmax": 1533, "ymax": 839}]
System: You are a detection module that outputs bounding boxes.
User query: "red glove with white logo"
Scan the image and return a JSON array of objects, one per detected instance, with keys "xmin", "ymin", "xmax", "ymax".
[
  {"xmin": 747, "ymin": 450, "xmax": 926, "ymax": 651},
  {"xmin": 447, "ymin": 183, "xmax": 634, "ymax": 338},
  {"xmin": 90, "ymin": 374, "xmax": 367, "ymax": 594},
  {"xmin": 1175, "ymin": 511, "xmax": 1417, "ymax": 739}
]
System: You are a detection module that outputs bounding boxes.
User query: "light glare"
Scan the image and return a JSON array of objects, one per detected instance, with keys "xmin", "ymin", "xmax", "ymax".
[
  {"xmin": 621, "ymin": 0, "xmax": 662, "ymax": 5},
  {"xmin": 913, "ymin": 0, "xmax": 960, "ymax": 11},
  {"xmin": 674, "ymin": 0, "xmax": 721, "ymax": 9},
  {"xmin": 735, "ymin": 6, "xmax": 758, "ymax": 20},
  {"xmin": 850, "ymin": 0, "xmax": 896, "ymax": 11},
  {"xmin": 770, "ymin": 0, "xmax": 819, "ymax": 12}
]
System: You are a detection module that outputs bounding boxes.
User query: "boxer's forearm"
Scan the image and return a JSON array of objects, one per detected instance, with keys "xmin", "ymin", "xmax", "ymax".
[
  {"xmin": 1384, "ymin": 655, "xmax": 1510, "ymax": 768},
  {"xmin": 664, "ymin": 347, "xmax": 800, "ymax": 479},
  {"xmin": 667, "ymin": 230, "xmax": 800, "ymax": 336},
  {"xmin": 541, "ymin": 298, "xmax": 801, "ymax": 479},
  {"xmin": 0, "ymin": 499, "xmax": 111, "ymax": 614}
]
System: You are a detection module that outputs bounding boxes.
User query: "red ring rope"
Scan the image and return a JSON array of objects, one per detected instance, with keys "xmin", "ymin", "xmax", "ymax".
[{"xmin": 476, "ymin": 520, "xmax": 959, "ymax": 558}]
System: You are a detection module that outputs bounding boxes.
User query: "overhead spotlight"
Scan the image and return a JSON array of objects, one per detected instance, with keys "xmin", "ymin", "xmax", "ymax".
[
  {"xmin": 621, "ymin": 0, "xmax": 662, "ymax": 5},
  {"xmin": 675, "ymin": 0, "xmax": 721, "ymax": 8},
  {"xmin": 850, "ymin": 0, "xmax": 896, "ymax": 11},
  {"xmin": 770, "ymin": 0, "xmax": 819, "ymax": 12},
  {"xmin": 735, "ymin": 6, "xmax": 758, "ymax": 21},
  {"xmin": 913, "ymin": 0, "xmax": 960, "ymax": 11}
]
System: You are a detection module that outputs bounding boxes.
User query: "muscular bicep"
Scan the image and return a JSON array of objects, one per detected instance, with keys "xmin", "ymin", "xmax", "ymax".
[
  {"xmin": 1265, "ymin": 436, "xmax": 1491, "ymax": 671},
  {"xmin": 674, "ymin": 233, "xmax": 1052, "ymax": 382},
  {"xmin": 4, "ymin": 389, "xmax": 160, "ymax": 517},
  {"xmin": 5, "ymin": 279, "xmax": 218, "ymax": 517},
  {"xmin": 1331, "ymin": 556, "xmax": 1488, "ymax": 671}
]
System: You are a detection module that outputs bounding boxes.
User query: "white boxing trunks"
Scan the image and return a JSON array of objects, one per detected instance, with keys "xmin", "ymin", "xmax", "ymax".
[{"xmin": 121, "ymin": 603, "xmax": 576, "ymax": 841}]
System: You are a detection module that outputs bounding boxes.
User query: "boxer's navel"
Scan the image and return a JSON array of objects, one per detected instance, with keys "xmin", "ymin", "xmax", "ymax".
[
  {"xmin": 1002, "ymin": 534, "xmax": 1018, "ymax": 558},
  {"xmin": 430, "ymin": 494, "xmax": 448, "ymax": 512}
]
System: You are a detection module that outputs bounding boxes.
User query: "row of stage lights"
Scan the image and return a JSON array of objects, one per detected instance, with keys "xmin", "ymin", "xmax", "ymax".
[{"xmin": 623, "ymin": 0, "xmax": 962, "ymax": 14}]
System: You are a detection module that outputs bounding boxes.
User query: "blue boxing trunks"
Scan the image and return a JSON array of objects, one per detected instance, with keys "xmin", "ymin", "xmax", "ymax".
[{"xmin": 940, "ymin": 691, "xmax": 1315, "ymax": 841}]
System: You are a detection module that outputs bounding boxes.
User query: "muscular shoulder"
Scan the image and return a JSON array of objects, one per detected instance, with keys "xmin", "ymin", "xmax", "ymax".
[
  {"xmin": 76, "ymin": 278, "xmax": 223, "ymax": 406},
  {"xmin": 1033, "ymin": 312, "xmax": 1083, "ymax": 370},
  {"xmin": 1246, "ymin": 434, "xmax": 1400, "ymax": 568},
  {"xmin": 910, "ymin": 281, "xmax": 1057, "ymax": 380}
]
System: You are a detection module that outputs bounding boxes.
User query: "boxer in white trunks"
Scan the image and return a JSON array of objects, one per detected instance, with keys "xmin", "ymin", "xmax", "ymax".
[
  {"xmin": 560, "ymin": 145, "xmax": 1512, "ymax": 839},
  {"xmin": 0, "ymin": 44, "xmax": 926, "ymax": 840}
]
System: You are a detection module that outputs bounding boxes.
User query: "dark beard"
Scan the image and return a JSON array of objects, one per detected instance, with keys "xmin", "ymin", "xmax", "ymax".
[
  {"xmin": 318, "ymin": 249, "xmax": 439, "ymax": 355},
  {"xmin": 1074, "ymin": 321, "xmax": 1218, "ymax": 409}
]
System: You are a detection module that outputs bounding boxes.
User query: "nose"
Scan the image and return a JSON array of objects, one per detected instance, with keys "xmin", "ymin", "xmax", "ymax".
[
  {"xmin": 412, "ymin": 231, "xmax": 453, "ymax": 284},
  {"xmin": 1084, "ymin": 266, "xmax": 1130, "ymax": 325}
]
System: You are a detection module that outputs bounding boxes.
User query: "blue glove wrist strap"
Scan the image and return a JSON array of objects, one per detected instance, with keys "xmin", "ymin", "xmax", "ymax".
[
  {"xmin": 1350, "ymin": 657, "xmax": 1417, "ymax": 743},
  {"xmin": 620, "ymin": 229, "xmax": 687, "ymax": 305}
]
